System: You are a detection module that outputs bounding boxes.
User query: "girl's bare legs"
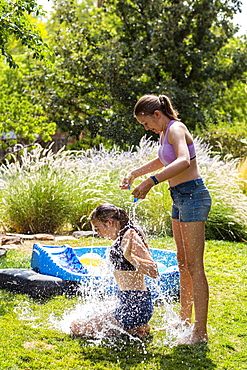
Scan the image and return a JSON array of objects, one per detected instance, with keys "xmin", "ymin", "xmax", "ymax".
[
  {"xmin": 172, "ymin": 219, "xmax": 193, "ymax": 324},
  {"xmin": 70, "ymin": 312, "xmax": 124, "ymax": 338},
  {"xmin": 173, "ymin": 219, "xmax": 209, "ymax": 344},
  {"xmin": 70, "ymin": 313, "xmax": 151, "ymax": 339}
]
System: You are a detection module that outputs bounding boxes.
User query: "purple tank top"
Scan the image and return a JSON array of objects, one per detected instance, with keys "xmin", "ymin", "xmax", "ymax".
[{"xmin": 158, "ymin": 120, "xmax": 196, "ymax": 166}]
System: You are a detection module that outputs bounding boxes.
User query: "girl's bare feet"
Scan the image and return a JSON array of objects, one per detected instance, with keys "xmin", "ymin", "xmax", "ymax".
[
  {"xmin": 174, "ymin": 335, "xmax": 208, "ymax": 345},
  {"xmin": 174, "ymin": 330, "xmax": 208, "ymax": 345}
]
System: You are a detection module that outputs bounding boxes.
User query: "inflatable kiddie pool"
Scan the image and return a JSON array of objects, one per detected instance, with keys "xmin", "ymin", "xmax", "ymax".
[
  {"xmin": 0, "ymin": 244, "xmax": 180, "ymax": 300},
  {"xmin": 30, "ymin": 244, "xmax": 179, "ymax": 299}
]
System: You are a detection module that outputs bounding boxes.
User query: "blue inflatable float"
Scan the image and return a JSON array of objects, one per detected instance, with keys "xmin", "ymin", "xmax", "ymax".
[{"xmin": 31, "ymin": 243, "xmax": 180, "ymax": 300}]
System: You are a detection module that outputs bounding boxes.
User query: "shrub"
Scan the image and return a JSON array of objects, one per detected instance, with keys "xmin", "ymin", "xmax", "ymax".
[
  {"xmin": 198, "ymin": 126, "xmax": 247, "ymax": 159},
  {"xmin": 236, "ymin": 156, "xmax": 247, "ymax": 195}
]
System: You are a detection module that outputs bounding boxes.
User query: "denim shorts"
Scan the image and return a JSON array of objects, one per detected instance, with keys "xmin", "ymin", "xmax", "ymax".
[
  {"xmin": 113, "ymin": 289, "xmax": 153, "ymax": 330},
  {"xmin": 169, "ymin": 178, "xmax": 211, "ymax": 222}
]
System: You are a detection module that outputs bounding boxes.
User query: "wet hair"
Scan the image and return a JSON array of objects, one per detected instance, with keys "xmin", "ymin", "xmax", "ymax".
[
  {"xmin": 89, "ymin": 203, "xmax": 130, "ymax": 231},
  {"xmin": 89, "ymin": 203, "xmax": 148, "ymax": 243},
  {"xmin": 134, "ymin": 94, "xmax": 179, "ymax": 120}
]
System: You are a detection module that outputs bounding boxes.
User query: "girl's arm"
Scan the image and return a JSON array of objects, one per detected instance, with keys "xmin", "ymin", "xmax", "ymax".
[
  {"xmin": 131, "ymin": 124, "xmax": 192, "ymax": 198},
  {"xmin": 120, "ymin": 157, "xmax": 163, "ymax": 189},
  {"xmin": 121, "ymin": 230, "xmax": 159, "ymax": 279}
]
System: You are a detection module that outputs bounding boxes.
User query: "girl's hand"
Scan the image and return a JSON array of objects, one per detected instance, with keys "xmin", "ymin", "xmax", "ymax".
[
  {"xmin": 132, "ymin": 178, "xmax": 154, "ymax": 199},
  {"xmin": 122, "ymin": 230, "xmax": 159, "ymax": 279},
  {"xmin": 120, "ymin": 173, "xmax": 135, "ymax": 189},
  {"xmin": 122, "ymin": 229, "xmax": 134, "ymax": 260}
]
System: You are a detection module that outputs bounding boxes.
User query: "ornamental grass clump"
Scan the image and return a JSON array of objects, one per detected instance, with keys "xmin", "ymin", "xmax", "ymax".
[
  {"xmin": 196, "ymin": 139, "xmax": 247, "ymax": 241},
  {"xmin": 0, "ymin": 139, "xmax": 171, "ymax": 235},
  {"xmin": 0, "ymin": 137, "xmax": 247, "ymax": 240},
  {"xmin": 0, "ymin": 147, "xmax": 75, "ymax": 234},
  {"xmin": 67, "ymin": 138, "xmax": 172, "ymax": 235}
]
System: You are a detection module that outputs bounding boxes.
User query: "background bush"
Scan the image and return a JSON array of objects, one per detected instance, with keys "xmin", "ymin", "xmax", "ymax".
[
  {"xmin": 237, "ymin": 157, "xmax": 247, "ymax": 195},
  {"xmin": 197, "ymin": 125, "xmax": 247, "ymax": 160},
  {"xmin": 0, "ymin": 137, "xmax": 247, "ymax": 241}
]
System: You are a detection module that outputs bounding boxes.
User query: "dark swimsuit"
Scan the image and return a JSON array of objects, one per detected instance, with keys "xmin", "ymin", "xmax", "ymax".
[
  {"xmin": 109, "ymin": 225, "xmax": 138, "ymax": 271},
  {"xmin": 110, "ymin": 225, "xmax": 153, "ymax": 330}
]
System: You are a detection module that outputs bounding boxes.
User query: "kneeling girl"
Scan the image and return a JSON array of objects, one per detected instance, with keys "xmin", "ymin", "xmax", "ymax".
[{"xmin": 70, "ymin": 203, "xmax": 159, "ymax": 338}]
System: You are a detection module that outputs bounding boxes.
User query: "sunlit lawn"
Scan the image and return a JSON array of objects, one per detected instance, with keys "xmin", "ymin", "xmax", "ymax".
[{"xmin": 0, "ymin": 236, "xmax": 246, "ymax": 370}]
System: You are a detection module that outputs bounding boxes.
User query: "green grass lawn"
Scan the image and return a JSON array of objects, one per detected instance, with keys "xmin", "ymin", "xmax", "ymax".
[{"xmin": 0, "ymin": 236, "xmax": 246, "ymax": 370}]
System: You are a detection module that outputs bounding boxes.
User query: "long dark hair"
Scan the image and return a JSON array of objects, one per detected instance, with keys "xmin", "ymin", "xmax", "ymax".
[
  {"xmin": 89, "ymin": 203, "xmax": 148, "ymax": 244},
  {"xmin": 134, "ymin": 94, "xmax": 179, "ymax": 121},
  {"xmin": 89, "ymin": 203, "xmax": 130, "ymax": 230}
]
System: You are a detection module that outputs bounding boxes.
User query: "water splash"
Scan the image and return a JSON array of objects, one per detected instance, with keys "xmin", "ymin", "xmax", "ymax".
[
  {"xmin": 14, "ymin": 289, "xmax": 188, "ymax": 347},
  {"xmin": 49, "ymin": 296, "xmax": 117, "ymax": 336},
  {"xmin": 14, "ymin": 301, "xmax": 40, "ymax": 327}
]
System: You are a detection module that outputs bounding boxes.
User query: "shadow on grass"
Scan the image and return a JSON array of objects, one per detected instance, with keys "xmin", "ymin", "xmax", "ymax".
[
  {"xmin": 156, "ymin": 344, "xmax": 217, "ymax": 370},
  {"xmin": 77, "ymin": 335, "xmax": 217, "ymax": 370}
]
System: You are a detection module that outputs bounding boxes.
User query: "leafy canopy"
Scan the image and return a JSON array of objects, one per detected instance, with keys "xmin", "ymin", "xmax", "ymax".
[
  {"xmin": 0, "ymin": 0, "xmax": 50, "ymax": 67},
  {"xmin": 0, "ymin": 89, "xmax": 56, "ymax": 145},
  {"xmin": 0, "ymin": 54, "xmax": 56, "ymax": 160},
  {"xmin": 29, "ymin": 0, "xmax": 247, "ymax": 148}
]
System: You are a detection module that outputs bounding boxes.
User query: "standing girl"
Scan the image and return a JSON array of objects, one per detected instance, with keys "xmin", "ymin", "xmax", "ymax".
[
  {"xmin": 70, "ymin": 203, "xmax": 159, "ymax": 339},
  {"xmin": 121, "ymin": 94, "xmax": 211, "ymax": 345}
]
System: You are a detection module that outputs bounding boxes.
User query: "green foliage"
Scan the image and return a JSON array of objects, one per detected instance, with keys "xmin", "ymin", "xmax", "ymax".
[
  {"xmin": 211, "ymin": 37, "xmax": 247, "ymax": 128},
  {"xmin": 0, "ymin": 139, "xmax": 171, "ymax": 235},
  {"xmin": 0, "ymin": 55, "xmax": 56, "ymax": 158},
  {"xmin": 66, "ymin": 133, "xmax": 115, "ymax": 151},
  {"xmin": 196, "ymin": 136, "xmax": 247, "ymax": 241},
  {"xmin": 0, "ymin": 237, "xmax": 246, "ymax": 369},
  {"xmin": 27, "ymin": 0, "xmax": 247, "ymax": 148},
  {"xmin": 0, "ymin": 89, "xmax": 56, "ymax": 155},
  {"xmin": 206, "ymin": 204, "xmax": 247, "ymax": 242},
  {"xmin": 198, "ymin": 125, "xmax": 247, "ymax": 159},
  {"xmin": 237, "ymin": 156, "xmax": 247, "ymax": 194},
  {"xmin": 0, "ymin": 145, "xmax": 78, "ymax": 233},
  {"xmin": 0, "ymin": 0, "xmax": 50, "ymax": 67}
]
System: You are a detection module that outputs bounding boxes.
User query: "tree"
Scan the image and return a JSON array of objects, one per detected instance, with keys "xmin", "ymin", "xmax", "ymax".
[
  {"xmin": 29, "ymin": 0, "xmax": 247, "ymax": 148},
  {"xmin": 210, "ymin": 37, "xmax": 247, "ymax": 127},
  {"xmin": 0, "ymin": 0, "xmax": 49, "ymax": 67},
  {"xmin": 0, "ymin": 55, "xmax": 56, "ymax": 159},
  {"xmin": 0, "ymin": 90, "xmax": 56, "ymax": 159}
]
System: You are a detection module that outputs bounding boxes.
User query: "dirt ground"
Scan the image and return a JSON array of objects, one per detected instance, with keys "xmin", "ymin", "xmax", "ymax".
[{"xmin": 18, "ymin": 240, "xmax": 36, "ymax": 255}]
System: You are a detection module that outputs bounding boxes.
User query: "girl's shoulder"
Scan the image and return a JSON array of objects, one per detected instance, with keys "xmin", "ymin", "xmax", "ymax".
[
  {"xmin": 170, "ymin": 120, "xmax": 186, "ymax": 129},
  {"xmin": 122, "ymin": 227, "xmax": 138, "ymax": 238},
  {"xmin": 122, "ymin": 226, "xmax": 145, "ymax": 242},
  {"xmin": 169, "ymin": 120, "xmax": 189, "ymax": 136}
]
